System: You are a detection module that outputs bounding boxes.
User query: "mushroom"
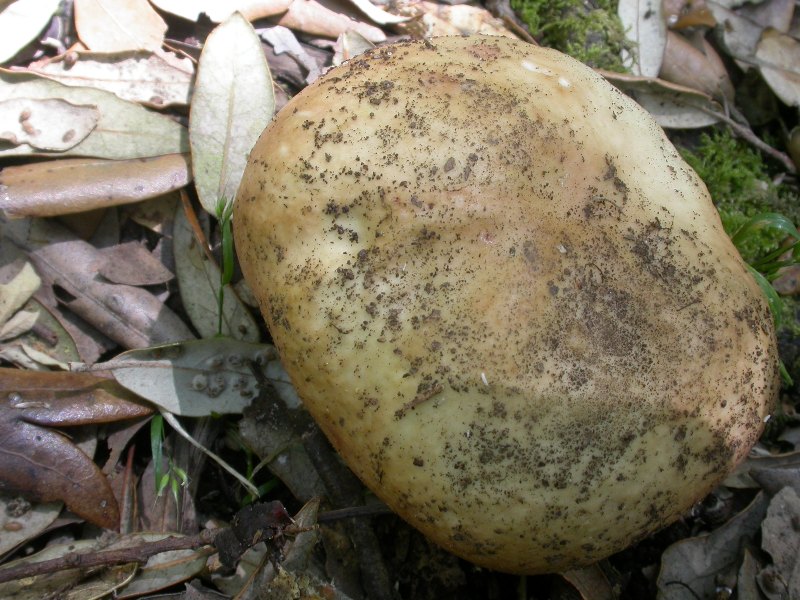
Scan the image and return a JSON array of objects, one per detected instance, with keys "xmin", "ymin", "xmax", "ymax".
[{"xmin": 234, "ymin": 35, "xmax": 779, "ymax": 573}]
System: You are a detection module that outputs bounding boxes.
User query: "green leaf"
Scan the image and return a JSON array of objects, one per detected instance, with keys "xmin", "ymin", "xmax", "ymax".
[
  {"xmin": 189, "ymin": 12, "xmax": 275, "ymax": 215},
  {"xmin": 731, "ymin": 212, "xmax": 800, "ymax": 248},
  {"xmin": 747, "ymin": 265, "xmax": 784, "ymax": 329}
]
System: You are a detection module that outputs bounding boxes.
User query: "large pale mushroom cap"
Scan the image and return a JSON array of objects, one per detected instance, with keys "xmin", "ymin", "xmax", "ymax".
[{"xmin": 234, "ymin": 35, "xmax": 779, "ymax": 573}]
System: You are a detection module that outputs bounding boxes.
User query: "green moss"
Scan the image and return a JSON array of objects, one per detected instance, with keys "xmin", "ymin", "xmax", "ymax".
[
  {"xmin": 510, "ymin": 0, "xmax": 631, "ymax": 71},
  {"xmin": 680, "ymin": 129, "xmax": 800, "ymax": 261}
]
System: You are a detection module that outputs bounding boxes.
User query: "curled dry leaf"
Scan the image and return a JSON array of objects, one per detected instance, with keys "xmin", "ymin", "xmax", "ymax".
[
  {"xmin": 332, "ymin": 30, "xmax": 374, "ymax": 66},
  {"xmin": 189, "ymin": 12, "xmax": 274, "ymax": 214},
  {"xmin": 0, "ymin": 368, "xmax": 153, "ymax": 528},
  {"xmin": 0, "ymin": 70, "xmax": 188, "ymax": 159},
  {"xmin": 0, "ymin": 0, "xmax": 61, "ymax": 64},
  {"xmin": 600, "ymin": 68, "xmax": 722, "ymax": 128},
  {"xmin": 0, "ymin": 154, "xmax": 192, "ymax": 218},
  {"xmin": 755, "ymin": 28, "xmax": 800, "ymax": 107},
  {"xmin": 22, "ymin": 49, "xmax": 195, "ymax": 108},
  {"xmin": 277, "ymin": 0, "xmax": 386, "ymax": 43},
  {"xmin": 74, "ymin": 0, "xmax": 167, "ymax": 52},
  {"xmin": 660, "ymin": 31, "xmax": 735, "ymax": 102},
  {"xmin": 0, "ymin": 97, "xmax": 99, "ymax": 151},
  {"xmin": 345, "ymin": 0, "xmax": 410, "ymax": 25},
  {"xmin": 148, "ymin": 0, "xmax": 292, "ymax": 23}
]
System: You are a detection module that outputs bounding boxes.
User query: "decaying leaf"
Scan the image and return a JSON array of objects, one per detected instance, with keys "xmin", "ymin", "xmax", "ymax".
[
  {"xmin": 0, "ymin": 495, "xmax": 61, "ymax": 556},
  {"xmin": 656, "ymin": 492, "xmax": 770, "ymax": 599},
  {"xmin": 3, "ymin": 218, "xmax": 195, "ymax": 348},
  {"xmin": 0, "ymin": 69, "xmax": 188, "ymax": 159},
  {"xmin": 332, "ymin": 30, "xmax": 374, "ymax": 66},
  {"xmin": 0, "ymin": 261, "xmax": 39, "ymax": 325},
  {"xmin": 618, "ymin": 0, "xmax": 667, "ymax": 76},
  {"xmin": 106, "ymin": 337, "xmax": 279, "ymax": 417},
  {"xmin": 0, "ymin": 97, "xmax": 99, "ymax": 151},
  {"xmin": 0, "ymin": 368, "xmax": 153, "ymax": 528},
  {"xmin": 0, "ymin": 0, "xmax": 61, "ymax": 64},
  {"xmin": 276, "ymin": 0, "xmax": 386, "ymax": 42},
  {"xmin": 97, "ymin": 241, "xmax": 174, "ymax": 286},
  {"xmin": 393, "ymin": 0, "xmax": 515, "ymax": 38},
  {"xmin": 600, "ymin": 69, "xmax": 722, "ymax": 128},
  {"xmin": 759, "ymin": 487, "xmax": 800, "ymax": 599},
  {"xmin": 0, "ymin": 154, "xmax": 191, "ymax": 218},
  {"xmin": 755, "ymin": 28, "xmax": 800, "ymax": 107},
  {"xmin": 259, "ymin": 25, "xmax": 322, "ymax": 84},
  {"xmin": 173, "ymin": 201, "xmax": 260, "ymax": 341},
  {"xmin": 74, "ymin": 0, "xmax": 167, "ymax": 52},
  {"xmin": 22, "ymin": 49, "xmax": 195, "ymax": 108},
  {"xmin": 189, "ymin": 12, "xmax": 275, "ymax": 215},
  {"xmin": 706, "ymin": 1, "xmax": 764, "ymax": 65},
  {"xmin": 148, "ymin": 0, "xmax": 292, "ymax": 23},
  {"xmin": 660, "ymin": 31, "xmax": 734, "ymax": 102},
  {"xmin": 346, "ymin": 0, "xmax": 410, "ymax": 25}
]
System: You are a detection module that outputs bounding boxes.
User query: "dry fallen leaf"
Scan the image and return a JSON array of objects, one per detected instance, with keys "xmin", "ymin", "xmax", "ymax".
[
  {"xmin": 96, "ymin": 241, "xmax": 174, "ymax": 287},
  {"xmin": 755, "ymin": 28, "xmax": 800, "ymax": 107},
  {"xmin": 74, "ymin": 0, "xmax": 167, "ymax": 52},
  {"xmin": 277, "ymin": 0, "xmax": 386, "ymax": 42},
  {"xmin": 148, "ymin": 0, "xmax": 292, "ymax": 22},
  {"xmin": 0, "ymin": 154, "xmax": 192, "ymax": 218},
  {"xmin": 394, "ymin": 0, "xmax": 515, "ymax": 38},
  {"xmin": 0, "ymin": 261, "xmax": 39, "ymax": 326},
  {"xmin": 189, "ymin": 12, "xmax": 274, "ymax": 215},
  {"xmin": 0, "ymin": 97, "xmax": 99, "ymax": 151},
  {"xmin": 759, "ymin": 487, "xmax": 800, "ymax": 599},
  {"xmin": 660, "ymin": 31, "xmax": 735, "ymax": 102},
  {"xmin": 656, "ymin": 492, "xmax": 769, "ymax": 599},
  {"xmin": 173, "ymin": 203, "xmax": 260, "ymax": 341},
  {"xmin": 618, "ymin": 0, "xmax": 667, "ymax": 76},
  {"xmin": 22, "ymin": 49, "xmax": 195, "ymax": 108},
  {"xmin": 3, "ymin": 218, "xmax": 195, "ymax": 348},
  {"xmin": 0, "ymin": 69, "xmax": 188, "ymax": 159},
  {"xmin": 0, "ymin": 368, "xmax": 153, "ymax": 528},
  {"xmin": 600, "ymin": 69, "xmax": 722, "ymax": 128},
  {"xmin": 0, "ymin": 0, "xmax": 61, "ymax": 64}
]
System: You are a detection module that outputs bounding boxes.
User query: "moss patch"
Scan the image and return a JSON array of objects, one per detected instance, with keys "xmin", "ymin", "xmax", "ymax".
[{"xmin": 510, "ymin": 0, "xmax": 631, "ymax": 71}]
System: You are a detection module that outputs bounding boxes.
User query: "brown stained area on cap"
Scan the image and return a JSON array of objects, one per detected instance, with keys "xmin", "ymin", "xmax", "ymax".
[{"xmin": 234, "ymin": 35, "xmax": 779, "ymax": 573}]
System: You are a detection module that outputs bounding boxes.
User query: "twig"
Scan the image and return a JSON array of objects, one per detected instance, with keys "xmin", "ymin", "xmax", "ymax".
[{"xmin": 0, "ymin": 530, "xmax": 216, "ymax": 585}]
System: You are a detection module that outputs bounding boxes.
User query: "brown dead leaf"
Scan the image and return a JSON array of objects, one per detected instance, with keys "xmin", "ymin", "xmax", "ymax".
[
  {"xmin": 74, "ymin": 0, "xmax": 167, "ymax": 52},
  {"xmin": 759, "ymin": 487, "xmax": 800, "ymax": 599},
  {"xmin": 277, "ymin": 0, "xmax": 386, "ymax": 43},
  {"xmin": 96, "ymin": 241, "xmax": 173, "ymax": 287},
  {"xmin": 0, "ymin": 154, "xmax": 191, "ymax": 219},
  {"xmin": 756, "ymin": 28, "xmax": 800, "ymax": 107},
  {"xmin": 660, "ymin": 30, "xmax": 735, "ymax": 102},
  {"xmin": 3, "ymin": 218, "xmax": 195, "ymax": 348},
  {"xmin": 0, "ymin": 368, "xmax": 153, "ymax": 528}
]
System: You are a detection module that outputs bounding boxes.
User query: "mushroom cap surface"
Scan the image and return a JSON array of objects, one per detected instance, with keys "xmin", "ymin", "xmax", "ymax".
[{"xmin": 234, "ymin": 35, "xmax": 779, "ymax": 573}]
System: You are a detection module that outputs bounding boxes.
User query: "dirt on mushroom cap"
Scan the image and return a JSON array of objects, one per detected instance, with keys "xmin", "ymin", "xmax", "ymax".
[{"xmin": 234, "ymin": 35, "xmax": 780, "ymax": 573}]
